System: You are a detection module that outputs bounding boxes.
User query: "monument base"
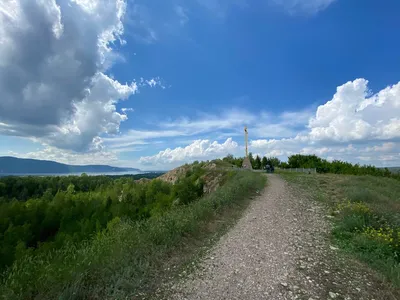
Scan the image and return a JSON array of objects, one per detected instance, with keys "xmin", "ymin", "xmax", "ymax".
[{"xmin": 242, "ymin": 157, "xmax": 253, "ymax": 170}]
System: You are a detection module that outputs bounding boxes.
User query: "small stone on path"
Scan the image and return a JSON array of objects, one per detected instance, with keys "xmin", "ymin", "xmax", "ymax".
[{"xmin": 329, "ymin": 291, "xmax": 337, "ymax": 298}]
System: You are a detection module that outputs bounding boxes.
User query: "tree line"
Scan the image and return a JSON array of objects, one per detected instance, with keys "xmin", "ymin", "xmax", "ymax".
[
  {"xmin": 221, "ymin": 153, "xmax": 399, "ymax": 180},
  {"xmin": 0, "ymin": 172, "xmax": 163, "ymax": 202},
  {"xmin": 285, "ymin": 154, "xmax": 399, "ymax": 179},
  {"xmin": 222, "ymin": 154, "xmax": 280, "ymax": 170}
]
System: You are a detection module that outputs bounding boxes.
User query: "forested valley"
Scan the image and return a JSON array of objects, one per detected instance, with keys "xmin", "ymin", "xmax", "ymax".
[{"xmin": 0, "ymin": 170, "xmax": 199, "ymax": 271}]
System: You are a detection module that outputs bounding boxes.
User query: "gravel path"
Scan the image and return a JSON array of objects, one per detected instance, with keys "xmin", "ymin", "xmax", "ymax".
[{"xmin": 167, "ymin": 174, "xmax": 395, "ymax": 300}]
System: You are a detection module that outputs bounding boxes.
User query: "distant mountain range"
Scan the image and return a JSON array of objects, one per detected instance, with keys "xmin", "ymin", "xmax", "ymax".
[{"xmin": 0, "ymin": 156, "xmax": 141, "ymax": 174}]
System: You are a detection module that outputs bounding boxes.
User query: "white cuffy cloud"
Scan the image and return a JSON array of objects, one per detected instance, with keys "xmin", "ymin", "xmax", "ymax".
[
  {"xmin": 249, "ymin": 79, "xmax": 400, "ymax": 166},
  {"xmin": 0, "ymin": 0, "xmax": 159, "ymax": 152},
  {"xmin": 308, "ymin": 79, "xmax": 400, "ymax": 142},
  {"xmin": 139, "ymin": 138, "xmax": 239, "ymax": 166}
]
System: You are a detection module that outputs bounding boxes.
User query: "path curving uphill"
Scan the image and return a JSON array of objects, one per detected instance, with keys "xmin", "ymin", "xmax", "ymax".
[{"xmin": 165, "ymin": 174, "xmax": 395, "ymax": 300}]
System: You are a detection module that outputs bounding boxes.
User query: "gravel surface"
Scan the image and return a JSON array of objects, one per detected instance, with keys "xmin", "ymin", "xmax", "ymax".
[{"xmin": 165, "ymin": 174, "xmax": 396, "ymax": 300}]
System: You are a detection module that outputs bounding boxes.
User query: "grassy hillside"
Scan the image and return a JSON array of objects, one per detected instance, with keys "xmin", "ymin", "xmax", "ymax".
[
  {"xmin": 281, "ymin": 172, "xmax": 400, "ymax": 287},
  {"xmin": 0, "ymin": 163, "xmax": 265, "ymax": 299}
]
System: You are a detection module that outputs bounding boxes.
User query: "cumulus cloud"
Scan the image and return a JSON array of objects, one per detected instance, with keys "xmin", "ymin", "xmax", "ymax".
[
  {"xmin": 250, "ymin": 136, "xmax": 302, "ymax": 158},
  {"xmin": 252, "ymin": 79, "xmax": 400, "ymax": 148},
  {"xmin": 0, "ymin": 0, "xmax": 156, "ymax": 152},
  {"xmin": 139, "ymin": 138, "xmax": 239, "ymax": 166},
  {"xmin": 308, "ymin": 79, "xmax": 400, "ymax": 142},
  {"xmin": 247, "ymin": 79, "xmax": 400, "ymax": 166}
]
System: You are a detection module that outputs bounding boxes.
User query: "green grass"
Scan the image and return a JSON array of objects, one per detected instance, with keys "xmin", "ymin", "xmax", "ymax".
[
  {"xmin": 281, "ymin": 172, "xmax": 400, "ymax": 288},
  {"xmin": 0, "ymin": 171, "xmax": 266, "ymax": 300}
]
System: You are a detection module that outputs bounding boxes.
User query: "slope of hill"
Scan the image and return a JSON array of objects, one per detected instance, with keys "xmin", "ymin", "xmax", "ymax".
[
  {"xmin": 0, "ymin": 159, "xmax": 266, "ymax": 299},
  {"xmin": 0, "ymin": 156, "xmax": 140, "ymax": 174}
]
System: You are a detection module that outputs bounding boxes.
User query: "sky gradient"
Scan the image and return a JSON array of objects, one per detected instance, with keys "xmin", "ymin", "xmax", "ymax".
[{"xmin": 0, "ymin": 0, "xmax": 399, "ymax": 170}]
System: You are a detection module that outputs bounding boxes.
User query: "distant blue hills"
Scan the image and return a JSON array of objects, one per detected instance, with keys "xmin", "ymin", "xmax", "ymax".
[{"xmin": 0, "ymin": 156, "xmax": 141, "ymax": 174}]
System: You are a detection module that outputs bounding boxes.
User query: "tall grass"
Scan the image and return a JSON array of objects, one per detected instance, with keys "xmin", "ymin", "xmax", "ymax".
[
  {"xmin": 0, "ymin": 171, "xmax": 265, "ymax": 299},
  {"xmin": 281, "ymin": 172, "xmax": 400, "ymax": 288}
]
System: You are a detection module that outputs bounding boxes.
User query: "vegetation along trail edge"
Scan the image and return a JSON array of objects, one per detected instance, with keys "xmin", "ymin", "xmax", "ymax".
[{"xmin": 163, "ymin": 174, "xmax": 398, "ymax": 300}]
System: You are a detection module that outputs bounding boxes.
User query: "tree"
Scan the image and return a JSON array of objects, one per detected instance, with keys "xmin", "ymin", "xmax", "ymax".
[
  {"xmin": 261, "ymin": 157, "xmax": 268, "ymax": 169},
  {"xmin": 280, "ymin": 162, "xmax": 289, "ymax": 168},
  {"xmin": 234, "ymin": 157, "xmax": 244, "ymax": 168},
  {"xmin": 254, "ymin": 155, "xmax": 261, "ymax": 169},
  {"xmin": 288, "ymin": 154, "xmax": 322, "ymax": 168},
  {"xmin": 222, "ymin": 154, "xmax": 235, "ymax": 165},
  {"xmin": 269, "ymin": 157, "xmax": 281, "ymax": 167},
  {"xmin": 66, "ymin": 184, "xmax": 75, "ymax": 194},
  {"xmin": 0, "ymin": 182, "xmax": 6, "ymax": 198},
  {"xmin": 172, "ymin": 177, "xmax": 201, "ymax": 205}
]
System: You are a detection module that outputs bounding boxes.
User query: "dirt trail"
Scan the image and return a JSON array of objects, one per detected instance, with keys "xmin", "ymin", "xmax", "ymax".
[{"xmin": 166, "ymin": 174, "xmax": 395, "ymax": 300}]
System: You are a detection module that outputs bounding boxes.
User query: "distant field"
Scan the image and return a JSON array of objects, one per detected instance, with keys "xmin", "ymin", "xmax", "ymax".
[
  {"xmin": 386, "ymin": 167, "xmax": 400, "ymax": 174},
  {"xmin": 281, "ymin": 172, "xmax": 400, "ymax": 288}
]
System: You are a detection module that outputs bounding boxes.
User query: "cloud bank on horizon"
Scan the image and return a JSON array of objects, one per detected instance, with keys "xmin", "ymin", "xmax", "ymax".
[{"xmin": 0, "ymin": 0, "xmax": 399, "ymax": 170}]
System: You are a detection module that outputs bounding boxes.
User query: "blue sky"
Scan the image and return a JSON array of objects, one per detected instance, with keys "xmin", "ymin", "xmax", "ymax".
[{"xmin": 0, "ymin": 0, "xmax": 399, "ymax": 170}]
